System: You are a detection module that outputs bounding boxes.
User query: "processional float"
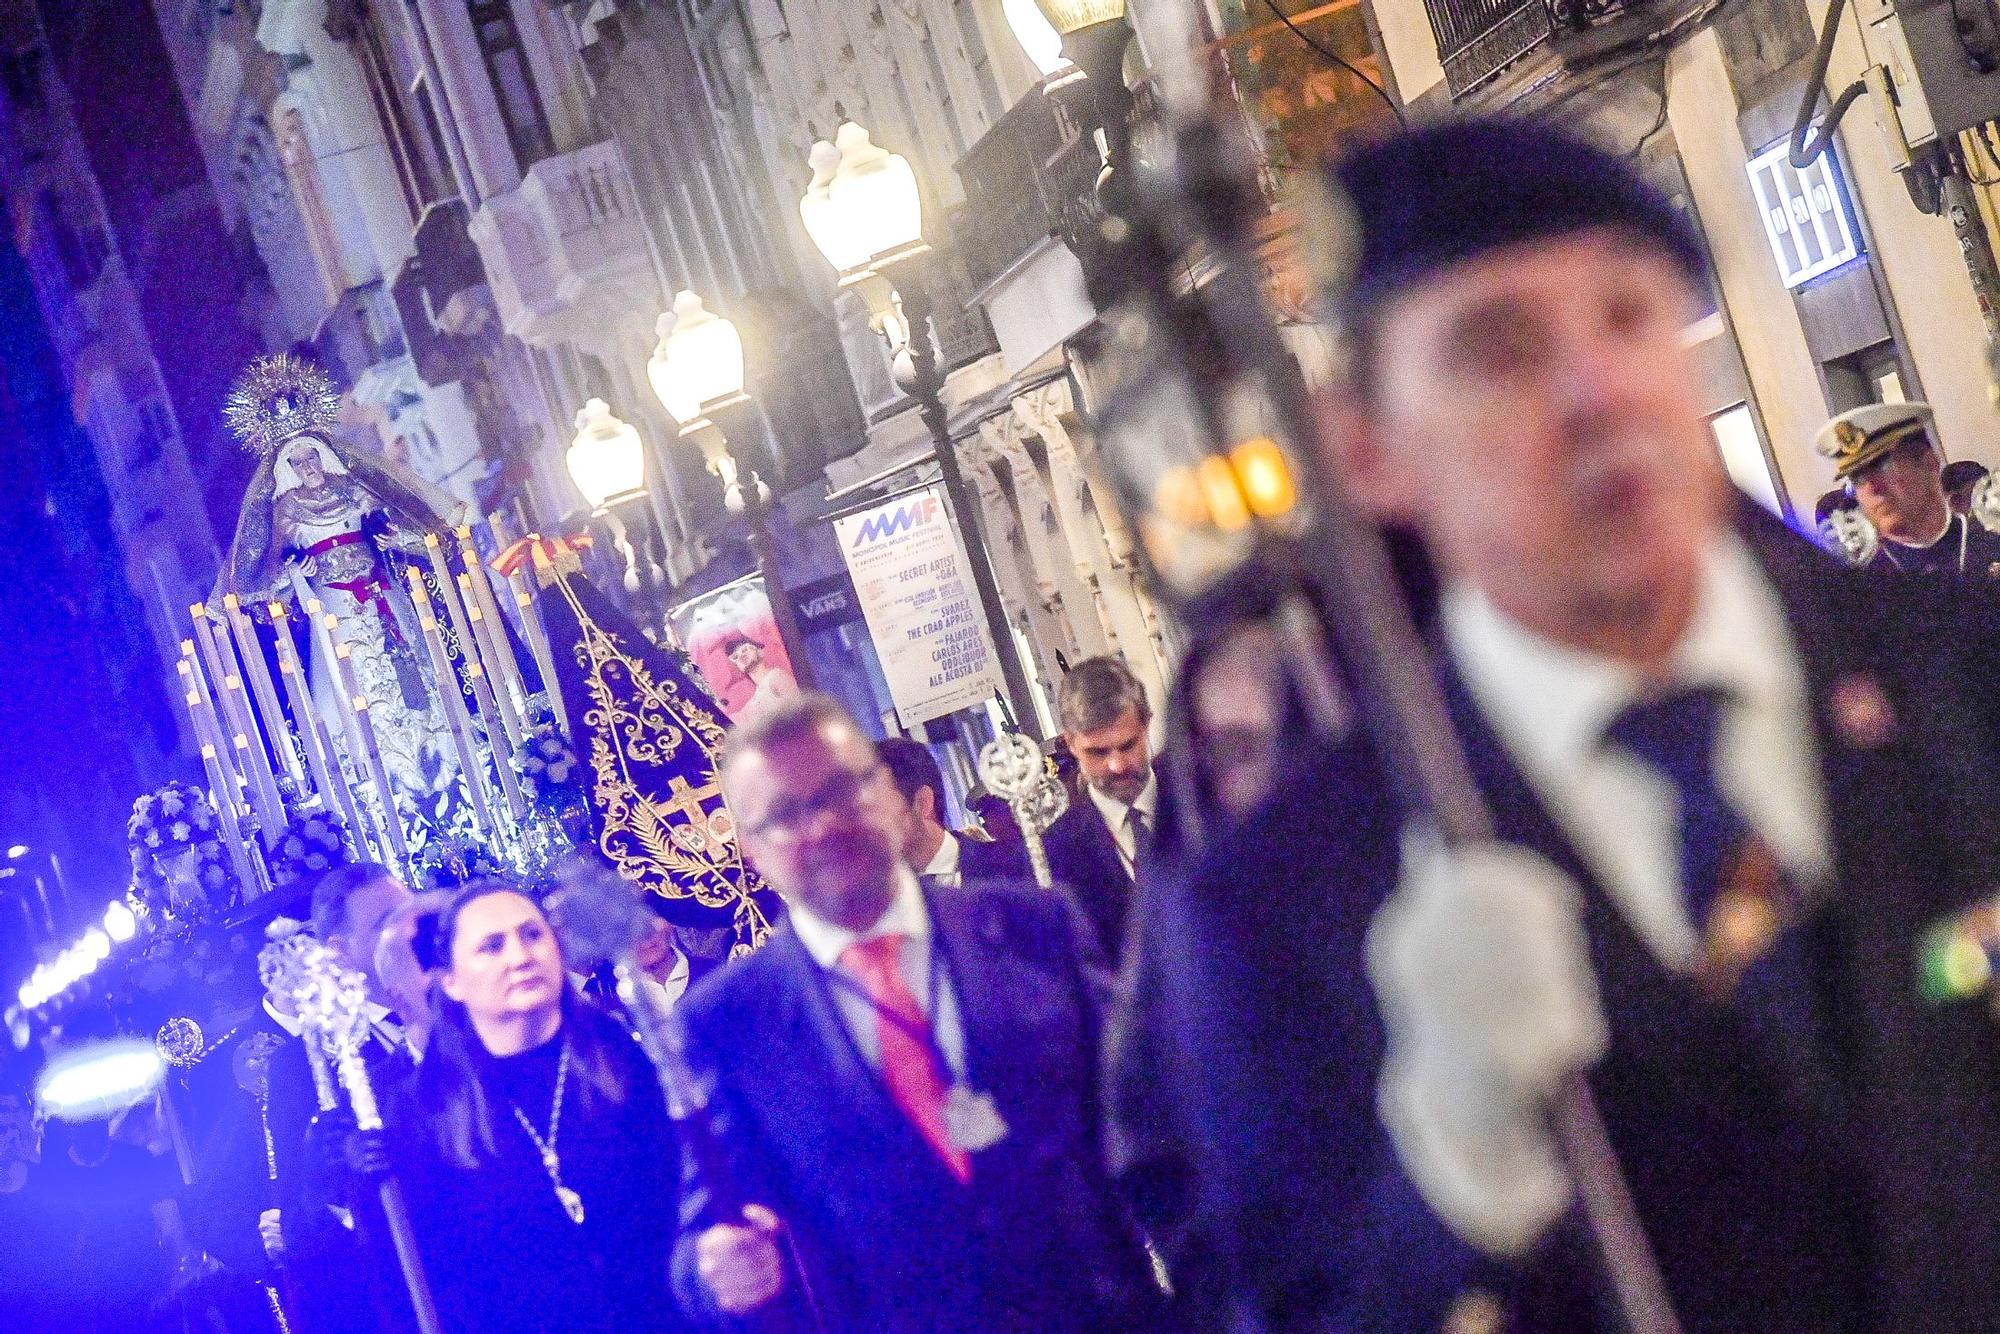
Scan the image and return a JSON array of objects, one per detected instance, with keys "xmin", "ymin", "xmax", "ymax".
[
  {"xmin": 169, "ymin": 352, "xmax": 545, "ymax": 890},
  {"xmin": 126, "ymin": 353, "xmax": 777, "ymax": 953}
]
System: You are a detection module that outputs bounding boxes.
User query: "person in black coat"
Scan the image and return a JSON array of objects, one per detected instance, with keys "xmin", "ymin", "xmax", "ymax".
[
  {"xmin": 877, "ymin": 734, "xmax": 1031, "ymax": 885},
  {"xmin": 1042, "ymin": 655, "xmax": 1173, "ymax": 962},
  {"xmin": 1118, "ymin": 117, "xmax": 2000, "ymax": 1332},
  {"xmin": 372, "ymin": 880, "xmax": 684, "ymax": 1333},
  {"xmin": 1816, "ymin": 402, "xmax": 2000, "ymax": 580},
  {"xmin": 674, "ymin": 694, "xmax": 1163, "ymax": 1331}
]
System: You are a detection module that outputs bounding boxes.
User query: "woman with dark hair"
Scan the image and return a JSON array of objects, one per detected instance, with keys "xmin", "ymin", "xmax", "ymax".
[{"xmin": 379, "ymin": 879, "xmax": 684, "ymax": 1332}]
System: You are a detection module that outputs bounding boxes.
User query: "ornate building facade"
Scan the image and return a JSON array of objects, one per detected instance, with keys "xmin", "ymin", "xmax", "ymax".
[{"xmin": 25, "ymin": 0, "xmax": 1193, "ymax": 784}]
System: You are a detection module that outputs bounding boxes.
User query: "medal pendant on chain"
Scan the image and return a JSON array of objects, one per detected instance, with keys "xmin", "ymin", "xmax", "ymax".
[{"xmin": 539, "ymin": 1147, "xmax": 584, "ymax": 1224}]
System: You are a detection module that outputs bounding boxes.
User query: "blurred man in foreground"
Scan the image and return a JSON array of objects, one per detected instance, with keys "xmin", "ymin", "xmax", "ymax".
[
  {"xmin": 674, "ymin": 694, "xmax": 1162, "ymax": 1330},
  {"xmin": 1126, "ymin": 118, "xmax": 2000, "ymax": 1332}
]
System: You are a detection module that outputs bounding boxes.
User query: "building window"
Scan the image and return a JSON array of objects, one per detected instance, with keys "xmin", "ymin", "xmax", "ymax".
[
  {"xmin": 468, "ymin": 1, "xmax": 555, "ymax": 169},
  {"xmin": 1745, "ymin": 136, "xmax": 1863, "ymax": 289},
  {"xmin": 354, "ymin": 7, "xmax": 450, "ymax": 216}
]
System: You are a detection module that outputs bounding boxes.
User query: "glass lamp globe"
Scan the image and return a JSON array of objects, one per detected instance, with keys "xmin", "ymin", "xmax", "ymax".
[
  {"xmin": 799, "ymin": 121, "xmax": 925, "ymax": 281},
  {"xmin": 1003, "ymin": 0, "xmax": 1071, "ymax": 76},
  {"xmin": 648, "ymin": 290, "xmax": 746, "ymax": 431},
  {"xmin": 566, "ymin": 398, "xmax": 647, "ymax": 512},
  {"xmin": 1032, "ymin": 0, "xmax": 1125, "ymax": 35}
]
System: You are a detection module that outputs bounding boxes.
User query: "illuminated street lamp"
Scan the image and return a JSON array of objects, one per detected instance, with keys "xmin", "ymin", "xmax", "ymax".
[
  {"xmin": 1033, "ymin": 0, "xmax": 1129, "ymax": 70},
  {"xmin": 565, "ymin": 398, "xmax": 647, "ymax": 513},
  {"xmin": 648, "ymin": 291, "xmax": 814, "ymax": 688},
  {"xmin": 647, "ymin": 290, "xmax": 747, "ymax": 429},
  {"xmin": 799, "ymin": 123, "xmax": 928, "ymax": 283},
  {"xmin": 800, "ymin": 122, "xmax": 1038, "ymax": 730},
  {"xmin": 567, "ymin": 399, "xmax": 656, "ymax": 593}
]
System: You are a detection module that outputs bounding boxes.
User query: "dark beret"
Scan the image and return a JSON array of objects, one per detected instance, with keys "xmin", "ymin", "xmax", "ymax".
[{"xmin": 1331, "ymin": 117, "xmax": 1708, "ymax": 317}]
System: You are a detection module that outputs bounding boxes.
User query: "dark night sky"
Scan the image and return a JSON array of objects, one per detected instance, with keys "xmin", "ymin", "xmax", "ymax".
[
  {"xmin": 0, "ymin": 5, "xmax": 260, "ymax": 931},
  {"xmin": 0, "ymin": 203, "xmax": 173, "ymax": 908}
]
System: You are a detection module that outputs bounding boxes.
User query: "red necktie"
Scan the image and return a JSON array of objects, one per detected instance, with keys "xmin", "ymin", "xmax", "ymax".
[{"xmin": 839, "ymin": 934, "xmax": 971, "ymax": 1183}]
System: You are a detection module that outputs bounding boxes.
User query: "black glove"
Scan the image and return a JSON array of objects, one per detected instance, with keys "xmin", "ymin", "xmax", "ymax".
[
  {"xmin": 306, "ymin": 1106, "xmax": 360, "ymax": 1177},
  {"xmin": 344, "ymin": 1126, "xmax": 392, "ymax": 1179}
]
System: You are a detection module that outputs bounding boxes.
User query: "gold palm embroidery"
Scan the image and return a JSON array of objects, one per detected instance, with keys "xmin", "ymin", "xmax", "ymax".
[{"xmin": 550, "ymin": 572, "xmax": 774, "ymax": 950}]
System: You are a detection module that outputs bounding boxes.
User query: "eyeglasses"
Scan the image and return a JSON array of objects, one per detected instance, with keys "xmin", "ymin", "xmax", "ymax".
[{"xmin": 740, "ymin": 763, "xmax": 887, "ymax": 840}]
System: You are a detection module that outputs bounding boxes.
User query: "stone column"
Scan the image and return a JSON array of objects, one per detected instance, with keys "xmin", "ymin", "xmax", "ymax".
[
  {"xmin": 963, "ymin": 426, "xmax": 1070, "ymax": 694},
  {"xmin": 976, "ymin": 413, "xmax": 1106, "ymax": 667},
  {"xmin": 259, "ymin": 0, "xmax": 415, "ymax": 273},
  {"xmin": 1015, "ymin": 382, "xmax": 1174, "ymax": 700}
]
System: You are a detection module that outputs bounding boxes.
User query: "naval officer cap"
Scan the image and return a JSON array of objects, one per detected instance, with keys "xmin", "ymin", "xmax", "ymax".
[
  {"xmin": 1329, "ymin": 117, "xmax": 1709, "ymax": 319},
  {"xmin": 1814, "ymin": 401, "xmax": 1937, "ymax": 480}
]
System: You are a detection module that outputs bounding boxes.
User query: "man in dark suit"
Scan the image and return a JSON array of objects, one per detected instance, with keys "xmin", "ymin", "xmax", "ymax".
[
  {"xmin": 1042, "ymin": 656, "xmax": 1163, "ymax": 960},
  {"xmin": 672, "ymin": 694, "xmax": 1163, "ymax": 1331},
  {"xmin": 1120, "ymin": 118, "xmax": 2000, "ymax": 1332},
  {"xmin": 877, "ymin": 735, "xmax": 1031, "ymax": 885}
]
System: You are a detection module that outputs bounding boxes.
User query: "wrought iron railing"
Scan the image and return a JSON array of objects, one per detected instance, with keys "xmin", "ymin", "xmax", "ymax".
[
  {"xmin": 929, "ymin": 221, "xmax": 1002, "ymax": 372},
  {"xmin": 1424, "ymin": 0, "xmax": 1635, "ymax": 96},
  {"xmin": 1424, "ymin": 0, "xmax": 1555, "ymax": 95},
  {"xmin": 954, "ymin": 88, "xmax": 1099, "ymax": 297}
]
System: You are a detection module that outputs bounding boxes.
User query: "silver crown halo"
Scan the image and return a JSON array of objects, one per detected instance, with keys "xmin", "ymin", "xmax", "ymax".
[{"xmin": 224, "ymin": 353, "xmax": 343, "ymax": 457}]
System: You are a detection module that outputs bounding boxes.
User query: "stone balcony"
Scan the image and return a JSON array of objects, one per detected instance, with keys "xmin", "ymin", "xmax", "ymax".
[
  {"xmin": 952, "ymin": 90, "xmax": 1097, "ymax": 377},
  {"xmin": 466, "ymin": 139, "xmax": 656, "ymax": 350}
]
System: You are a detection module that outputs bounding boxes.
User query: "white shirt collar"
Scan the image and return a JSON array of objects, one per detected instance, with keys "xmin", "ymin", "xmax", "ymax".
[
  {"xmin": 1087, "ymin": 770, "xmax": 1158, "ymax": 831},
  {"xmin": 1885, "ymin": 511, "xmax": 1955, "ymax": 551},
  {"xmin": 1443, "ymin": 535, "xmax": 1797, "ymax": 780},
  {"xmin": 919, "ymin": 829, "xmax": 961, "ymax": 880},
  {"xmin": 263, "ymin": 996, "xmax": 305, "ymax": 1038},
  {"xmin": 1443, "ymin": 531, "xmax": 1831, "ymax": 967},
  {"xmin": 787, "ymin": 865, "xmax": 932, "ymax": 971},
  {"xmin": 639, "ymin": 950, "xmax": 691, "ymax": 1010}
]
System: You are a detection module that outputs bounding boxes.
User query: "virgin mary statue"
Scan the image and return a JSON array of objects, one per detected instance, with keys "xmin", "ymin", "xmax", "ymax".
[{"xmin": 214, "ymin": 353, "xmax": 467, "ymax": 826}]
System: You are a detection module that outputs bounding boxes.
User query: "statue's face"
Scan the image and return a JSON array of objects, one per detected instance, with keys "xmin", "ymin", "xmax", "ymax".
[{"xmin": 292, "ymin": 446, "xmax": 327, "ymax": 488}]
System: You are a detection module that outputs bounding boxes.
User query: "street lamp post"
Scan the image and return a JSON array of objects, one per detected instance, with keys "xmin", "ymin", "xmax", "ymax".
[
  {"xmin": 1031, "ymin": 0, "xmax": 1134, "ymax": 170},
  {"xmin": 799, "ymin": 122, "xmax": 1040, "ymax": 732},
  {"xmin": 648, "ymin": 290, "xmax": 816, "ymax": 689},
  {"xmin": 566, "ymin": 398, "xmax": 662, "ymax": 597}
]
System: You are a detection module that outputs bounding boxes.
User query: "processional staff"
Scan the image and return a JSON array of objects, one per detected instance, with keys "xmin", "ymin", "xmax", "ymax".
[
  {"xmin": 547, "ymin": 860, "xmax": 826, "ymax": 1332},
  {"xmin": 975, "ymin": 731, "xmax": 1068, "ymax": 889},
  {"xmin": 269, "ymin": 929, "xmax": 441, "ymax": 1334},
  {"xmin": 1084, "ymin": 4, "xmax": 1678, "ymax": 1327}
]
